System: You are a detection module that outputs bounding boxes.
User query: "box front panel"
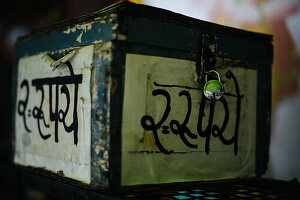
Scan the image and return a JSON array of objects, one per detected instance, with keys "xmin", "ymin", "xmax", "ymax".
[
  {"xmin": 14, "ymin": 46, "xmax": 93, "ymax": 183},
  {"xmin": 121, "ymin": 54, "xmax": 257, "ymax": 185}
]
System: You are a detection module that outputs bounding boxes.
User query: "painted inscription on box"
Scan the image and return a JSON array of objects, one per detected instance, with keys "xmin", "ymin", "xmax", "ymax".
[
  {"xmin": 140, "ymin": 70, "xmax": 241, "ymax": 155},
  {"xmin": 14, "ymin": 46, "xmax": 93, "ymax": 183},
  {"xmin": 122, "ymin": 54, "xmax": 257, "ymax": 185}
]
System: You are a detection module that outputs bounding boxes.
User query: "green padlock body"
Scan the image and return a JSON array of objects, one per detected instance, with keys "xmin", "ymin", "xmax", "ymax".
[{"xmin": 204, "ymin": 80, "xmax": 224, "ymax": 93}]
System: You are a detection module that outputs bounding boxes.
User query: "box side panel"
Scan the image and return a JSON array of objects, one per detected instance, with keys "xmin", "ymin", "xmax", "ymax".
[
  {"xmin": 15, "ymin": 14, "xmax": 117, "ymax": 60},
  {"xmin": 118, "ymin": 14, "xmax": 272, "ymax": 185},
  {"xmin": 12, "ymin": 14, "xmax": 117, "ymax": 187},
  {"xmin": 13, "ymin": 46, "xmax": 93, "ymax": 183},
  {"xmin": 121, "ymin": 53, "xmax": 257, "ymax": 185}
]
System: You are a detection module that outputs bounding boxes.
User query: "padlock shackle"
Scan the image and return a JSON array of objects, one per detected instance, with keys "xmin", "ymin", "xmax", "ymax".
[{"xmin": 205, "ymin": 70, "xmax": 221, "ymax": 83}]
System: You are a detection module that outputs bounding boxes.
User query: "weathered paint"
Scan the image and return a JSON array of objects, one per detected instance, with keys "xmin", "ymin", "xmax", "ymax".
[
  {"xmin": 63, "ymin": 23, "xmax": 93, "ymax": 34},
  {"xmin": 90, "ymin": 42, "xmax": 113, "ymax": 186},
  {"xmin": 15, "ymin": 14, "xmax": 117, "ymax": 59},
  {"xmin": 14, "ymin": 45, "xmax": 93, "ymax": 183}
]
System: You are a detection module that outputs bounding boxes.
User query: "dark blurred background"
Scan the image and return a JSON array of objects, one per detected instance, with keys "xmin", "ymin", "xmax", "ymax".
[
  {"xmin": 0, "ymin": 0, "xmax": 118, "ymax": 199},
  {"xmin": 0, "ymin": 0, "xmax": 299, "ymax": 199}
]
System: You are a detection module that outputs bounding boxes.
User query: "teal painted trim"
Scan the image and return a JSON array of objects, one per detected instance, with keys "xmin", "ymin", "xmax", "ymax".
[{"xmin": 15, "ymin": 20, "xmax": 115, "ymax": 59}]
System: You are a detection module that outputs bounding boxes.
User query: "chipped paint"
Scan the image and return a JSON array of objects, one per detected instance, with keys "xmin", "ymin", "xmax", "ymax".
[
  {"xmin": 94, "ymin": 41, "xmax": 113, "ymax": 62},
  {"xmin": 76, "ymin": 32, "xmax": 84, "ymax": 43},
  {"xmin": 91, "ymin": 74, "xmax": 99, "ymax": 107},
  {"xmin": 63, "ymin": 23, "xmax": 93, "ymax": 34},
  {"xmin": 95, "ymin": 139, "xmax": 106, "ymax": 154},
  {"xmin": 92, "ymin": 39, "xmax": 103, "ymax": 44},
  {"xmin": 117, "ymin": 33, "xmax": 127, "ymax": 40},
  {"xmin": 14, "ymin": 45, "xmax": 94, "ymax": 184},
  {"xmin": 90, "ymin": 42, "xmax": 113, "ymax": 186},
  {"xmin": 109, "ymin": 13, "xmax": 117, "ymax": 18},
  {"xmin": 54, "ymin": 46, "xmax": 80, "ymax": 56},
  {"xmin": 111, "ymin": 23, "xmax": 118, "ymax": 31}
]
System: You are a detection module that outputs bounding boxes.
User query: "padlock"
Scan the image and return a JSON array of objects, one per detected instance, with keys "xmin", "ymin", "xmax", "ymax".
[{"xmin": 203, "ymin": 70, "xmax": 224, "ymax": 100}]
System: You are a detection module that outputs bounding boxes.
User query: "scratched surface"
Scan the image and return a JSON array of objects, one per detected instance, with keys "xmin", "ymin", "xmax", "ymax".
[
  {"xmin": 15, "ymin": 15, "xmax": 117, "ymax": 59},
  {"xmin": 14, "ymin": 46, "xmax": 93, "ymax": 183},
  {"xmin": 121, "ymin": 54, "xmax": 257, "ymax": 186}
]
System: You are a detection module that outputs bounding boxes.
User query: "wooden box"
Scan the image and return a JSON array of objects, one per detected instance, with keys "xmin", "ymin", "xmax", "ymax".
[{"xmin": 12, "ymin": 1, "xmax": 273, "ymax": 189}]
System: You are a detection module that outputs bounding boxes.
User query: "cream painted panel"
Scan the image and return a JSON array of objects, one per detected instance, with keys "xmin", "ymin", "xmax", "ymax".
[{"xmin": 122, "ymin": 54, "xmax": 257, "ymax": 185}]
